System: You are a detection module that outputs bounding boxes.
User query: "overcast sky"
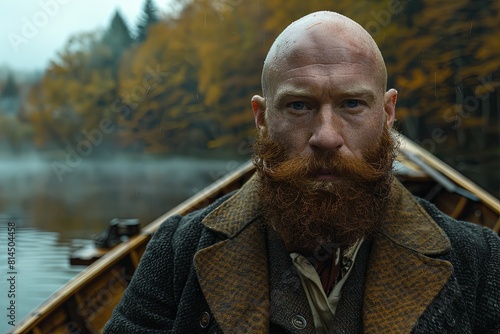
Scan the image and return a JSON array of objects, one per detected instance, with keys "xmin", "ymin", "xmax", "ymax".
[{"xmin": 0, "ymin": 0, "xmax": 173, "ymax": 72}]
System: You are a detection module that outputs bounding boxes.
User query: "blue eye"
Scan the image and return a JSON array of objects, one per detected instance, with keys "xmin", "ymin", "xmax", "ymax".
[
  {"xmin": 346, "ymin": 100, "xmax": 359, "ymax": 108},
  {"xmin": 290, "ymin": 102, "xmax": 307, "ymax": 110}
]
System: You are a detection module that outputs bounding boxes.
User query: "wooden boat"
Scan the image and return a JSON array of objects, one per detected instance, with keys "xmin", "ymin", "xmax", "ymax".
[{"xmin": 12, "ymin": 134, "xmax": 500, "ymax": 334}]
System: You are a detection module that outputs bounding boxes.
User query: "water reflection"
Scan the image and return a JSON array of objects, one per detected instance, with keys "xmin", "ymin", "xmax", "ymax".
[
  {"xmin": 0, "ymin": 226, "xmax": 87, "ymax": 333},
  {"xmin": 1, "ymin": 156, "xmax": 243, "ymax": 239}
]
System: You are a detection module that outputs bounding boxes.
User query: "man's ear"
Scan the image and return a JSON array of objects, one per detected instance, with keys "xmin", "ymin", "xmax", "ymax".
[
  {"xmin": 251, "ymin": 95, "xmax": 266, "ymax": 131},
  {"xmin": 384, "ymin": 89, "xmax": 397, "ymax": 128}
]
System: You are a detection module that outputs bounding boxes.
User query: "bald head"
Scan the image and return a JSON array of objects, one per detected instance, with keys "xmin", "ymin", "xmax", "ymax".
[{"xmin": 262, "ymin": 11, "xmax": 387, "ymax": 98}]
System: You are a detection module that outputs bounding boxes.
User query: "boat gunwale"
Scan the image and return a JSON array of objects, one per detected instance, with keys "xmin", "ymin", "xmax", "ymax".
[
  {"xmin": 399, "ymin": 138, "xmax": 500, "ymax": 231},
  {"xmin": 13, "ymin": 161, "xmax": 255, "ymax": 333}
]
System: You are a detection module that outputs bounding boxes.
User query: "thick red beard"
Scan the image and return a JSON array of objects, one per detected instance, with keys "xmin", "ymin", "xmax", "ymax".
[{"xmin": 253, "ymin": 127, "xmax": 397, "ymax": 252}]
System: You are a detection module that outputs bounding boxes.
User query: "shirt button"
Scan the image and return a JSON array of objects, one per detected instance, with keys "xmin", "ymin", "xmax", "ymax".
[
  {"xmin": 292, "ymin": 315, "xmax": 307, "ymax": 329},
  {"xmin": 199, "ymin": 312, "xmax": 211, "ymax": 328}
]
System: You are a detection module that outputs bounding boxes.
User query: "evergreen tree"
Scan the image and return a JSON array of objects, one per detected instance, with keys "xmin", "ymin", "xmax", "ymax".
[
  {"xmin": 1, "ymin": 73, "xmax": 19, "ymax": 98},
  {"xmin": 102, "ymin": 10, "xmax": 133, "ymax": 66},
  {"xmin": 135, "ymin": 0, "xmax": 159, "ymax": 43}
]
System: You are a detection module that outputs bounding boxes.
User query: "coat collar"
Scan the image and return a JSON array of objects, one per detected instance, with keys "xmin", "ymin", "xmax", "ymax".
[
  {"xmin": 377, "ymin": 179, "xmax": 451, "ymax": 255},
  {"xmin": 200, "ymin": 174, "xmax": 261, "ymax": 239},
  {"xmin": 363, "ymin": 180, "xmax": 453, "ymax": 333},
  {"xmin": 194, "ymin": 174, "xmax": 454, "ymax": 333},
  {"xmin": 194, "ymin": 175, "xmax": 270, "ymax": 333}
]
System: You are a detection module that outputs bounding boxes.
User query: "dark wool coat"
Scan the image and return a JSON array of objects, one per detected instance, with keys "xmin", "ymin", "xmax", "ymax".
[{"xmin": 103, "ymin": 176, "xmax": 500, "ymax": 333}]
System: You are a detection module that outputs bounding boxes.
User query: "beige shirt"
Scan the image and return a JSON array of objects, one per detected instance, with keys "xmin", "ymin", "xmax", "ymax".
[{"xmin": 290, "ymin": 239, "xmax": 364, "ymax": 334}]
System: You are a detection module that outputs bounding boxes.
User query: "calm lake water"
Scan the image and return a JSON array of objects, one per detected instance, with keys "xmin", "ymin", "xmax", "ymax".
[
  {"xmin": 0, "ymin": 226, "xmax": 88, "ymax": 333},
  {"xmin": 0, "ymin": 155, "xmax": 245, "ymax": 333}
]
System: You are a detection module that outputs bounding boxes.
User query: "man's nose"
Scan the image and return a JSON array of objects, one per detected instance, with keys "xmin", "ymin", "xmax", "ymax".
[{"xmin": 308, "ymin": 109, "xmax": 344, "ymax": 153}]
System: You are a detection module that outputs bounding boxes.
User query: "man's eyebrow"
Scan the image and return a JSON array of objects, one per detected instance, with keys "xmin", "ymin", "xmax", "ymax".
[
  {"xmin": 274, "ymin": 86, "xmax": 377, "ymax": 101},
  {"xmin": 275, "ymin": 88, "xmax": 311, "ymax": 99},
  {"xmin": 339, "ymin": 88, "xmax": 376, "ymax": 102}
]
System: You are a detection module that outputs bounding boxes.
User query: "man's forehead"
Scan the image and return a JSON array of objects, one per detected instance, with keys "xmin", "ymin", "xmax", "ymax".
[
  {"xmin": 279, "ymin": 48, "xmax": 377, "ymax": 73},
  {"xmin": 267, "ymin": 59, "xmax": 382, "ymax": 100}
]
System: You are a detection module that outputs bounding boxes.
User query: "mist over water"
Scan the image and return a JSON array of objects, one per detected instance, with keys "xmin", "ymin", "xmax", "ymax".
[
  {"xmin": 0, "ymin": 154, "xmax": 246, "ymax": 330},
  {"xmin": 0, "ymin": 155, "xmax": 244, "ymax": 239}
]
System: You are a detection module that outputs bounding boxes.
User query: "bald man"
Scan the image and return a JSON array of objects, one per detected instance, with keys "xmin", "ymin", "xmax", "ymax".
[{"xmin": 104, "ymin": 12, "xmax": 500, "ymax": 333}]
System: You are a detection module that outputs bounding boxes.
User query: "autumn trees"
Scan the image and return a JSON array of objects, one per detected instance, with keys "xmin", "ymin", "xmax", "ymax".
[
  {"xmin": 22, "ymin": 0, "xmax": 499, "ymax": 164},
  {"xmin": 381, "ymin": 0, "xmax": 500, "ymax": 156}
]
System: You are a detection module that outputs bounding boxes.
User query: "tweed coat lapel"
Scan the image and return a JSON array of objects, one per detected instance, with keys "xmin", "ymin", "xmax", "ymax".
[
  {"xmin": 194, "ymin": 176, "xmax": 270, "ymax": 333},
  {"xmin": 363, "ymin": 180, "xmax": 453, "ymax": 333},
  {"xmin": 195, "ymin": 174, "xmax": 454, "ymax": 333}
]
